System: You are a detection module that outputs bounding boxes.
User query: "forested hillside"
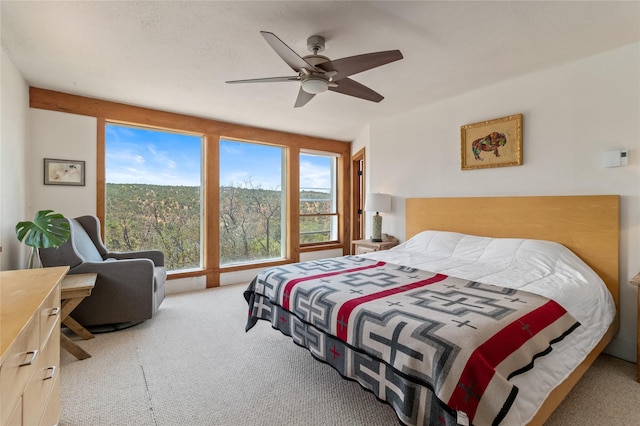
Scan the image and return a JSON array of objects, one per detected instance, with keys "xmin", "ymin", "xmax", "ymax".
[
  {"xmin": 105, "ymin": 184, "xmax": 201, "ymax": 270},
  {"xmin": 105, "ymin": 183, "xmax": 331, "ymax": 271}
]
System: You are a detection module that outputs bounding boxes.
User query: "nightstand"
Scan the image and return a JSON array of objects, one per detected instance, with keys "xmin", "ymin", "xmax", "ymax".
[
  {"xmin": 631, "ymin": 272, "xmax": 640, "ymax": 382},
  {"xmin": 352, "ymin": 236, "xmax": 398, "ymax": 255}
]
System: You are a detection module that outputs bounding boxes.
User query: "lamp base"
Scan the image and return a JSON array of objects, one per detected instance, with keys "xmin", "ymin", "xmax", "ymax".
[{"xmin": 372, "ymin": 213, "xmax": 383, "ymax": 242}]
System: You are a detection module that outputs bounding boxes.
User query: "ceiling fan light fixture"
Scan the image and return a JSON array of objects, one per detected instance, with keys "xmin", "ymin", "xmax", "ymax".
[{"xmin": 301, "ymin": 76, "xmax": 329, "ymax": 94}]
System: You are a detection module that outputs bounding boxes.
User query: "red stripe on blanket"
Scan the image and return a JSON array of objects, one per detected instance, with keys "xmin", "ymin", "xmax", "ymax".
[
  {"xmin": 282, "ymin": 261, "xmax": 387, "ymax": 310},
  {"xmin": 335, "ymin": 273, "xmax": 448, "ymax": 341},
  {"xmin": 447, "ymin": 299, "xmax": 569, "ymax": 421}
]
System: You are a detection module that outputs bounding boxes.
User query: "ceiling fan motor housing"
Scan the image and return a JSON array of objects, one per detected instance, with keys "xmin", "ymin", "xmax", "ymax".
[{"xmin": 307, "ymin": 35, "xmax": 325, "ymax": 54}]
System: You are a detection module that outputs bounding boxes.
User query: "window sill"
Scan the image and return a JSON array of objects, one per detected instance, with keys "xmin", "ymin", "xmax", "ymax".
[
  {"xmin": 300, "ymin": 242, "xmax": 345, "ymax": 253},
  {"xmin": 165, "ymin": 244, "xmax": 347, "ymax": 279},
  {"xmin": 221, "ymin": 258, "xmax": 292, "ymax": 273}
]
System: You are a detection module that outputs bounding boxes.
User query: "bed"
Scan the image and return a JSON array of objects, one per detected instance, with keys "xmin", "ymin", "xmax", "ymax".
[{"xmin": 244, "ymin": 195, "xmax": 619, "ymax": 425}]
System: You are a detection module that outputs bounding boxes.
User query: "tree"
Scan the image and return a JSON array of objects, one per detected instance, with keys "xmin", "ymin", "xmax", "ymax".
[{"xmin": 245, "ymin": 179, "xmax": 282, "ymax": 257}]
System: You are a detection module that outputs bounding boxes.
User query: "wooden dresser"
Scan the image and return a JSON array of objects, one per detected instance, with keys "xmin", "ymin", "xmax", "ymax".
[{"xmin": 1, "ymin": 266, "xmax": 68, "ymax": 426}]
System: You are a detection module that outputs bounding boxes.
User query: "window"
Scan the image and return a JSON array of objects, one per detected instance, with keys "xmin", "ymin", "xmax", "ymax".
[
  {"xmin": 299, "ymin": 151, "xmax": 338, "ymax": 245},
  {"xmin": 219, "ymin": 139, "xmax": 286, "ymax": 266},
  {"xmin": 104, "ymin": 123, "xmax": 203, "ymax": 272}
]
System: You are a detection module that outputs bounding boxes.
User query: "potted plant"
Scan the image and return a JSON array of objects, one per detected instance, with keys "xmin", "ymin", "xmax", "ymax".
[{"xmin": 15, "ymin": 210, "xmax": 71, "ymax": 269}]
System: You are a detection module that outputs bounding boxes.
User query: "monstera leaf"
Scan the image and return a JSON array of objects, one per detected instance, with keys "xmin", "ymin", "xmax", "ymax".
[{"xmin": 15, "ymin": 210, "xmax": 70, "ymax": 268}]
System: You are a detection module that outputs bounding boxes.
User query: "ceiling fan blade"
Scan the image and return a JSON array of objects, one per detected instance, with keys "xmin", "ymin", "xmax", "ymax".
[
  {"xmin": 261, "ymin": 31, "xmax": 317, "ymax": 73},
  {"xmin": 226, "ymin": 76, "xmax": 299, "ymax": 84},
  {"xmin": 294, "ymin": 87, "xmax": 315, "ymax": 108},
  {"xmin": 317, "ymin": 50, "xmax": 403, "ymax": 81},
  {"xmin": 329, "ymin": 78, "xmax": 384, "ymax": 103}
]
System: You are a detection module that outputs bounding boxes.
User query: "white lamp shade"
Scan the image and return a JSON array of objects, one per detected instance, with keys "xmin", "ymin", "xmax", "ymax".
[{"xmin": 365, "ymin": 193, "xmax": 391, "ymax": 213}]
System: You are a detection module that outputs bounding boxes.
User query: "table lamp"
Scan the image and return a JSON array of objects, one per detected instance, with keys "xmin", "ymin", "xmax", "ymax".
[{"xmin": 365, "ymin": 193, "xmax": 391, "ymax": 242}]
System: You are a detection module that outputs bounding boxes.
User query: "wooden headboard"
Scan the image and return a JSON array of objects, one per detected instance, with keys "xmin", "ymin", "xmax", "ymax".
[{"xmin": 406, "ymin": 195, "xmax": 620, "ymax": 308}]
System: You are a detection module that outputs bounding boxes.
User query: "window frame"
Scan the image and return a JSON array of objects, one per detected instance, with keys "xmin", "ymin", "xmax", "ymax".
[
  {"xmin": 299, "ymin": 150, "xmax": 340, "ymax": 247},
  {"xmin": 219, "ymin": 137, "xmax": 288, "ymax": 267},
  {"xmin": 103, "ymin": 121, "xmax": 205, "ymax": 273}
]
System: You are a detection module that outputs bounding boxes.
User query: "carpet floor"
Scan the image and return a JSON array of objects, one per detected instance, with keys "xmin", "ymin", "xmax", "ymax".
[{"xmin": 59, "ymin": 283, "xmax": 640, "ymax": 425}]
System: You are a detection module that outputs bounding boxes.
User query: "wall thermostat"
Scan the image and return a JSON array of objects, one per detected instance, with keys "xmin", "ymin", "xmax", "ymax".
[{"xmin": 603, "ymin": 149, "xmax": 628, "ymax": 167}]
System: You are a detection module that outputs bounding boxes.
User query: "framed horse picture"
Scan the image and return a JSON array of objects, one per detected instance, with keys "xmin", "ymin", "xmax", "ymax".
[{"xmin": 460, "ymin": 114, "xmax": 523, "ymax": 170}]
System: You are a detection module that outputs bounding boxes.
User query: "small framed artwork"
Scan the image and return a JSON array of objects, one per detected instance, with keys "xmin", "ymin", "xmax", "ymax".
[
  {"xmin": 44, "ymin": 158, "xmax": 85, "ymax": 186},
  {"xmin": 461, "ymin": 114, "xmax": 523, "ymax": 170}
]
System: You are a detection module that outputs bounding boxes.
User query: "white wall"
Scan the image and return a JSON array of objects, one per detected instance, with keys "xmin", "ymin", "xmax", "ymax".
[
  {"xmin": 27, "ymin": 109, "xmax": 97, "ymax": 219},
  {"xmin": 360, "ymin": 43, "xmax": 640, "ymax": 362},
  {"xmin": 0, "ymin": 48, "xmax": 29, "ymax": 270}
]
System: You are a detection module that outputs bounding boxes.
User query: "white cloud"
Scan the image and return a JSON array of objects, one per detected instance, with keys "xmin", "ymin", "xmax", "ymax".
[{"xmin": 299, "ymin": 160, "xmax": 330, "ymax": 189}]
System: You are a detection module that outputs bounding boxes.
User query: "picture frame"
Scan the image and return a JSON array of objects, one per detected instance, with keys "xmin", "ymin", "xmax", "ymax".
[
  {"xmin": 461, "ymin": 114, "xmax": 523, "ymax": 170},
  {"xmin": 44, "ymin": 158, "xmax": 85, "ymax": 186}
]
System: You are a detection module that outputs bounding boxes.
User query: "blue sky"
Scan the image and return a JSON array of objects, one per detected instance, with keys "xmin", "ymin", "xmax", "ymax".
[
  {"xmin": 106, "ymin": 124, "xmax": 332, "ymax": 190},
  {"xmin": 106, "ymin": 124, "xmax": 201, "ymax": 186}
]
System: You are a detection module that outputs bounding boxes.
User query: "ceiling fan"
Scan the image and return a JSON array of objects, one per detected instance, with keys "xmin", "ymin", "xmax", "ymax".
[{"xmin": 226, "ymin": 31, "xmax": 403, "ymax": 108}]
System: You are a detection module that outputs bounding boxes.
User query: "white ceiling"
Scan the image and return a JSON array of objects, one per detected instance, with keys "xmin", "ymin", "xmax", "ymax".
[{"xmin": 2, "ymin": 1, "xmax": 639, "ymax": 141}]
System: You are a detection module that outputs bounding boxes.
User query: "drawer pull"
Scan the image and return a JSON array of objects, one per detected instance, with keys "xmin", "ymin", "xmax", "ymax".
[
  {"xmin": 49, "ymin": 307, "xmax": 61, "ymax": 316},
  {"xmin": 43, "ymin": 366, "xmax": 57, "ymax": 380},
  {"xmin": 19, "ymin": 349, "xmax": 39, "ymax": 367}
]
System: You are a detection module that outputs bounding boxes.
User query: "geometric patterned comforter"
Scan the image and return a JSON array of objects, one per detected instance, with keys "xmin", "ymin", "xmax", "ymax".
[{"xmin": 244, "ymin": 256, "xmax": 580, "ymax": 426}]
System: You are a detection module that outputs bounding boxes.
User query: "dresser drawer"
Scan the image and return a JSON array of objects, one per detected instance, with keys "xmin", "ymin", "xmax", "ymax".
[
  {"xmin": 356, "ymin": 245, "xmax": 376, "ymax": 254},
  {"xmin": 0, "ymin": 317, "xmax": 39, "ymax": 425},
  {"xmin": 38, "ymin": 372, "xmax": 61, "ymax": 426},
  {"xmin": 23, "ymin": 325, "xmax": 60, "ymax": 426},
  {"xmin": 39, "ymin": 285, "xmax": 61, "ymax": 347},
  {"xmin": 5, "ymin": 395, "xmax": 23, "ymax": 426}
]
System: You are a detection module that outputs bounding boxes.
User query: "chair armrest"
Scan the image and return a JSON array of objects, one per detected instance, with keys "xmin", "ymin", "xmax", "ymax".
[
  {"xmin": 106, "ymin": 250, "xmax": 165, "ymax": 267},
  {"xmin": 72, "ymin": 258, "xmax": 156, "ymax": 283}
]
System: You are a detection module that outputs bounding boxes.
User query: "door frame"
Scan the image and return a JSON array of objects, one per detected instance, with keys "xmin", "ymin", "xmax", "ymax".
[{"xmin": 351, "ymin": 148, "xmax": 366, "ymax": 249}]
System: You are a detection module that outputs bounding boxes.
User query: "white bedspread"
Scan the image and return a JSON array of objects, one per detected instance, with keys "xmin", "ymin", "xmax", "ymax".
[{"xmin": 357, "ymin": 230, "xmax": 615, "ymax": 424}]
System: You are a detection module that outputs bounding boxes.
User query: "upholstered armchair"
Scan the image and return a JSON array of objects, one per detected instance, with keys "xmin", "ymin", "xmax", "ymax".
[{"xmin": 39, "ymin": 215, "xmax": 166, "ymax": 328}]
